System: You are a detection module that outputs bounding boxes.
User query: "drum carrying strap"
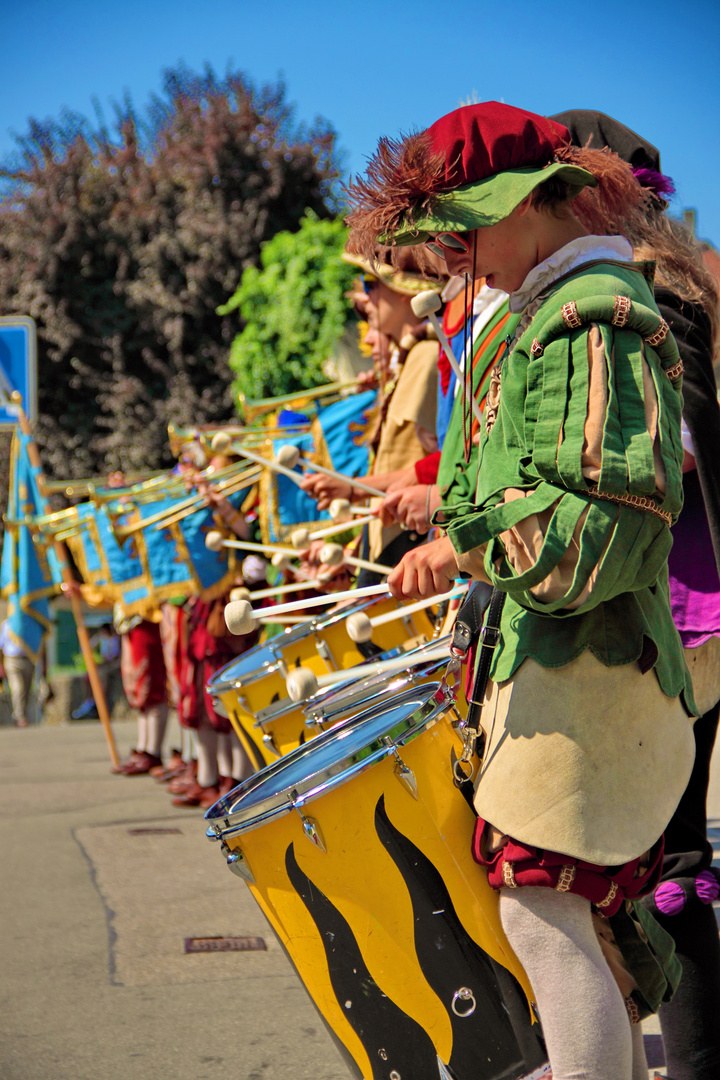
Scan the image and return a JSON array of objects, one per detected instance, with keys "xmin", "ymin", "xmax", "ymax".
[{"xmin": 452, "ymin": 585, "xmax": 506, "ymax": 787}]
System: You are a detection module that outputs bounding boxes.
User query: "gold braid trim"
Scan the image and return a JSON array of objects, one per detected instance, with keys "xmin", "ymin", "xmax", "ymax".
[
  {"xmin": 555, "ymin": 865, "xmax": 576, "ymax": 892},
  {"xmin": 624, "ymin": 996, "xmax": 641, "ymax": 1026},
  {"xmin": 612, "ymin": 295, "xmax": 632, "ymax": 327},
  {"xmin": 561, "ymin": 301, "xmax": 582, "ymax": 329},
  {"xmin": 596, "ymin": 880, "xmax": 619, "ymax": 910},
  {"xmin": 586, "ymin": 485, "xmax": 672, "ymax": 526},
  {"xmin": 502, "ymin": 861, "xmax": 519, "ymax": 888}
]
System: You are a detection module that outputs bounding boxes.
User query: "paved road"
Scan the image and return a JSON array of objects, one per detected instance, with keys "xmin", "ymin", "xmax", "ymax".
[{"xmin": 1, "ymin": 713, "xmax": 719, "ymax": 1080}]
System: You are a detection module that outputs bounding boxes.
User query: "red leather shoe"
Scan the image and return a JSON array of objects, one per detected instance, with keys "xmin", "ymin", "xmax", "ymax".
[
  {"xmin": 111, "ymin": 749, "xmax": 139, "ymax": 774},
  {"xmin": 122, "ymin": 751, "xmax": 163, "ymax": 775},
  {"xmin": 167, "ymin": 761, "xmax": 198, "ymax": 794},
  {"xmin": 171, "ymin": 781, "xmax": 220, "ymax": 808}
]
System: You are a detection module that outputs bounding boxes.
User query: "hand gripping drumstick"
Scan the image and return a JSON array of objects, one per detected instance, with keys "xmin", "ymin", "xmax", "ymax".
[
  {"xmin": 275, "ymin": 444, "xmax": 386, "ymax": 499},
  {"xmin": 285, "ymin": 642, "xmax": 452, "ymax": 702},
  {"xmin": 225, "ymin": 582, "xmax": 391, "ymax": 635},
  {"xmin": 344, "ymin": 583, "xmax": 467, "ymax": 642},
  {"xmin": 291, "ymin": 516, "xmax": 376, "ymax": 551},
  {"xmin": 411, "ymin": 290, "xmax": 483, "ymax": 428}
]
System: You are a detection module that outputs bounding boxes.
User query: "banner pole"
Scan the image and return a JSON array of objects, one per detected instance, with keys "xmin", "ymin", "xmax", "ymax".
[{"xmin": 11, "ymin": 392, "xmax": 120, "ymax": 768}]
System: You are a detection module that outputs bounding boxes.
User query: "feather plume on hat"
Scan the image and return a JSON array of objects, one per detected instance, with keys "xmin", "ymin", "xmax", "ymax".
[{"xmin": 345, "ymin": 131, "xmax": 446, "ymax": 262}]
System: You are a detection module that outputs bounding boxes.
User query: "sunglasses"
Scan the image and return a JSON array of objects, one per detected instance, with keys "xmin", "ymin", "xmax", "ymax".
[{"xmin": 425, "ymin": 232, "xmax": 470, "ymax": 259}]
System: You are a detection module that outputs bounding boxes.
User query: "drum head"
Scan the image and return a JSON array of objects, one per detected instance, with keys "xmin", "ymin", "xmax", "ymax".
[{"xmin": 206, "ymin": 682, "xmax": 453, "ymax": 837}]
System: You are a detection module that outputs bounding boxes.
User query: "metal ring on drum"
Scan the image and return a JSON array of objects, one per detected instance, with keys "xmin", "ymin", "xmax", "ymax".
[
  {"xmin": 205, "ymin": 684, "xmax": 548, "ymax": 1080},
  {"xmin": 206, "ymin": 593, "xmax": 442, "ymax": 768}
]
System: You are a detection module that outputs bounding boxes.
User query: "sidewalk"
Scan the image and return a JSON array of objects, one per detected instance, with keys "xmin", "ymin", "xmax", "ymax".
[{"xmin": 1, "ymin": 713, "xmax": 718, "ymax": 1080}]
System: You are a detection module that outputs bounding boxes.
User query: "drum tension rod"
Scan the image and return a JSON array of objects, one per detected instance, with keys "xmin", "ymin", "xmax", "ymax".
[{"xmin": 383, "ymin": 738, "xmax": 418, "ymax": 800}]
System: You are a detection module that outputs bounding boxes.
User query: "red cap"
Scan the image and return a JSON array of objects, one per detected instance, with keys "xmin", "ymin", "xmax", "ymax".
[{"xmin": 427, "ymin": 102, "xmax": 570, "ymax": 190}]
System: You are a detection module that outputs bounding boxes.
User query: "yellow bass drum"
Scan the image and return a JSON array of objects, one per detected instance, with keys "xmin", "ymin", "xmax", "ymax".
[{"xmin": 205, "ymin": 683, "xmax": 548, "ymax": 1080}]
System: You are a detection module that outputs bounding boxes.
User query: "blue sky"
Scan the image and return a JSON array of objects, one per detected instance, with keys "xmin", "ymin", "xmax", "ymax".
[{"xmin": 1, "ymin": 0, "xmax": 719, "ymax": 243}]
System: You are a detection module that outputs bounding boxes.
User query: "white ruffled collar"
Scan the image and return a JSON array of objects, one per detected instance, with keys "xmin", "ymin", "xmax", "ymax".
[{"xmin": 509, "ymin": 235, "xmax": 633, "ymax": 315}]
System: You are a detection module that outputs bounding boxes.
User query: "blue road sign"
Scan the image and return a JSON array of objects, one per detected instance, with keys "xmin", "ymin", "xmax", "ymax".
[{"xmin": 0, "ymin": 316, "xmax": 37, "ymax": 429}]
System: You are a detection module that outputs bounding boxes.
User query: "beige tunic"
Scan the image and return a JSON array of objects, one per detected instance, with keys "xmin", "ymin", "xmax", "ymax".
[
  {"xmin": 474, "ymin": 650, "xmax": 695, "ymax": 865},
  {"xmin": 368, "ymin": 339, "xmax": 438, "ymax": 560}
]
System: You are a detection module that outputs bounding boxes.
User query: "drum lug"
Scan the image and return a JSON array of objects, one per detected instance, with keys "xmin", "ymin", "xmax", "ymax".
[
  {"xmin": 262, "ymin": 733, "xmax": 282, "ymax": 758},
  {"xmin": 291, "ymin": 790, "xmax": 327, "ymax": 852},
  {"xmin": 222, "ymin": 841, "xmax": 255, "ymax": 883},
  {"xmin": 384, "ymin": 738, "xmax": 418, "ymax": 800},
  {"xmin": 206, "ymin": 826, "xmax": 220, "ymax": 841},
  {"xmin": 299, "ymin": 812, "xmax": 327, "ymax": 852}
]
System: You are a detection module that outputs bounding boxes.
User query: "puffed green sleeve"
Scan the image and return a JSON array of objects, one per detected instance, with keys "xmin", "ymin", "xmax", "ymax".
[{"xmin": 445, "ymin": 293, "xmax": 685, "ymax": 617}]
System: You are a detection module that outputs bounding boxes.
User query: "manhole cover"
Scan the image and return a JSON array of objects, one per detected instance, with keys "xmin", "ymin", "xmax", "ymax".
[
  {"xmin": 127, "ymin": 827, "xmax": 183, "ymax": 835},
  {"xmin": 184, "ymin": 936, "xmax": 267, "ymax": 953}
]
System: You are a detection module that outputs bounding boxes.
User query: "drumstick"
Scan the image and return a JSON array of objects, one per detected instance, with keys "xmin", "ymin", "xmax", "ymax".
[
  {"xmin": 291, "ymin": 515, "xmax": 376, "ymax": 550},
  {"xmin": 227, "ymin": 443, "xmax": 307, "ymax": 488},
  {"xmin": 285, "ymin": 643, "xmax": 452, "ymax": 702},
  {"xmin": 275, "ymin": 444, "xmax": 387, "ymax": 499},
  {"xmin": 319, "ymin": 542, "xmax": 392, "ymax": 577},
  {"xmin": 205, "ymin": 532, "xmax": 299, "ymax": 558},
  {"xmin": 256, "ymin": 615, "xmax": 313, "ymax": 624},
  {"xmin": 225, "ymin": 583, "xmax": 390, "ymax": 635},
  {"xmin": 411, "ymin": 290, "xmax": 483, "ymax": 428},
  {"xmin": 344, "ymin": 584, "xmax": 468, "ymax": 642},
  {"xmin": 207, "ymin": 532, "xmax": 326, "ymax": 586},
  {"xmin": 230, "ymin": 580, "xmax": 321, "ymax": 603}
]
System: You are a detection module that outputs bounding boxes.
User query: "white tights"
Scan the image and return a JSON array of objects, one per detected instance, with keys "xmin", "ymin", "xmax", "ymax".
[
  {"xmin": 499, "ymin": 888, "xmax": 647, "ymax": 1080},
  {"xmin": 135, "ymin": 704, "xmax": 168, "ymax": 756}
]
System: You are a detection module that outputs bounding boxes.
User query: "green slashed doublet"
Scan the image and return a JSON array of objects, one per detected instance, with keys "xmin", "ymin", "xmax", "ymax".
[{"xmin": 442, "ymin": 257, "xmax": 696, "ymax": 863}]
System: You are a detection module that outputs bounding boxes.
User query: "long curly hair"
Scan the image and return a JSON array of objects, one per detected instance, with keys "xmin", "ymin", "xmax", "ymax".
[{"xmin": 559, "ymin": 144, "xmax": 719, "ymax": 359}]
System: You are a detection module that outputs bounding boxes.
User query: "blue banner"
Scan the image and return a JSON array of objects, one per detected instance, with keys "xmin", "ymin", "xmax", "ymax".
[{"xmin": 0, "ymin": 433, "xmax": 62, "ymax": 659}]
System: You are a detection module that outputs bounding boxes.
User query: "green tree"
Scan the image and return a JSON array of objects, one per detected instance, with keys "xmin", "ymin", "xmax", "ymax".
[
  {"xmin": 220, "ymin": 210, "xmax": 359, "ymax": 401},
  {"xmin": 0, "ymin": 64, "xmax": 342, "ymax": 494}
]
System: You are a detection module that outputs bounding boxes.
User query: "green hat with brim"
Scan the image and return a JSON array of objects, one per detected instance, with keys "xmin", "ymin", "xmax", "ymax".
[{"xmin": 387, "ymin": 163, "xmax": 597, "ymax": 246}]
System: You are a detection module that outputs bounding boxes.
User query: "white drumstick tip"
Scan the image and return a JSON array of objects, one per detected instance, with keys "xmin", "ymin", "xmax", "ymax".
[
  {"xmin": 345, "ymin": 611, "xmax": 373, "ymax": 643},
  {"xmin": 276, "ymin": 444, "xmax": 300, "ymax": 469},
  {"xmin": 411, "ymin": 290, "xmax": 442, "ymax": 318},
  {"xmin": 229, "ymin": 586, "xmax": 251, "ymax": 602},
  {"xmin": 225, "ymin": 599, "xmax": 256, "ymax": 636},
  {"xmin": 271, "ymin": 552, "xmax": 291, "ymax": 570},
  {"xmin": 291, "ymin": 527, "xmax": 311, "ymax": 550},
  {"xmin": 319, "ymin": 542, "xmax": 343, "ymax": 566},
  {"xmin": 205, "ymin": 530, "xmax": 224, "ymax": 552},
  {"xmin": 286, "ymin": 666, "xmax": 319, "ymax": 702},
  {"xmin": 329, "ymin": 498, "xmax": 352, "ymax": 522}
]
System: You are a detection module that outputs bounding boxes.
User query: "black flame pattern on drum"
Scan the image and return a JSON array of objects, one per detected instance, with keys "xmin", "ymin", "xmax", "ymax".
[
  {"xmin": 374, "ymin": 797, "xmax": 547, "ymax": 1079},
  {"xmin": 285, "ymin": 843, "xmax": 441, "ymax": 1079},
  {"xmin": 284, "ymin": 796, "xmax": 547, "ymax": 1080}
]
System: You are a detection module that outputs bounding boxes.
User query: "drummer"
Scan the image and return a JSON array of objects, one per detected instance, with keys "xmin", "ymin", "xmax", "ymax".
[
  {"xmin": 299, "ymin": 248, "xmax": 446, "ymax": 582},
  {"xmin": 345, "ymin": 100, "xmax": 695, "ymax": 1079}
]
